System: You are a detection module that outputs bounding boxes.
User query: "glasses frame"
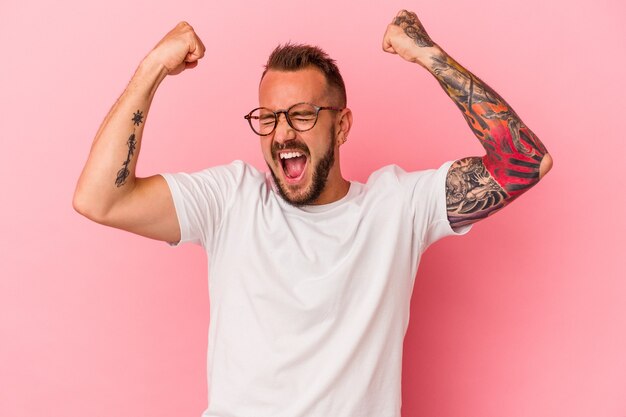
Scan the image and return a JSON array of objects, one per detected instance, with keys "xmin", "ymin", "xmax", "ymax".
[{"xmin": 244, "ymin": 102, "xmax": 344, "ymax": 136}]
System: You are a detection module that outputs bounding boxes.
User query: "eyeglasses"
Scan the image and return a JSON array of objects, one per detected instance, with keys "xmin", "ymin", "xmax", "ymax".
[{"xmin": 244, "ymin": 102, "xmax": 344, "ymax": 136}]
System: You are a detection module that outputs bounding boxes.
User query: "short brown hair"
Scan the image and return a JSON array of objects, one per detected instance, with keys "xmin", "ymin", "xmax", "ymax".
[{"xmin": 262, "ymin": 43, "xmax": 347, "ymax": 107}]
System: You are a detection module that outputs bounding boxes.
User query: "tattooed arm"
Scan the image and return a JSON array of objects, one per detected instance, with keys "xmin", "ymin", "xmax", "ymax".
[
  {"xmin": 73, "ymin": 22, "xmax": 205, "ymax": 242},
  {"xmin": 383, "ymin": 10, "xmax": 553, "ymax": 228}
]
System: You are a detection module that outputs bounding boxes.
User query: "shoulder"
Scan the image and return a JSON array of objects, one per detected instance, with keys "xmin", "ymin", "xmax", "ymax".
[
  {"xmin": 195, "ymin": 160, "xmax": 261, "ymax": 179},
  {"xmin": 163, "ymin": 160, "xmax": 262, "ymax": 185},
  {"xmin": 366, "ymin": 162, "xmax": 453, "ymax": 190},
  {"xmin": 212, "ymin": 160, "xmax": 264, "ymax": 183},
  {"xmin": 160, "ymin": 160, "xmax": 267, "ymax": 206}
]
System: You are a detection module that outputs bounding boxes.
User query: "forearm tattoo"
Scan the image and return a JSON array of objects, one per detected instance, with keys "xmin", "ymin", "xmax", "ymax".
[
  {"xmin": 115, "ymin": 110, "xmax": 143, "ymax": 187},
  {"xmin": 432, "ymin": 54, "xmax": 549, "ymax": 226},
  {"xmin": 393, "ymin": 10, "xmax": 434, "ymax": 47}
]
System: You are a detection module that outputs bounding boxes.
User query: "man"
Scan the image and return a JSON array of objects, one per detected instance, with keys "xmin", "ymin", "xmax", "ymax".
[{"xmin": 74, "ymin": 9, "xmax": 552, "ymax": 417}]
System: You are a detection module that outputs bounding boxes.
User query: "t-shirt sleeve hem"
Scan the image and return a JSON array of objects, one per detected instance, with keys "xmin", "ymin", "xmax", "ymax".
[
  {"xmin": 435, "ymin": 161, "xmax": 472, "ymax": 237},
  {"xmin": 431, "ymin": 218, "xmax": 472, "ymax": 237},
  {"xmin": 421, "ymin": 161, "xmax": 472, "ymax": 250},
  {"xmin": 160, "ymin": 173, "xmax": 193, "ymax": 247}
]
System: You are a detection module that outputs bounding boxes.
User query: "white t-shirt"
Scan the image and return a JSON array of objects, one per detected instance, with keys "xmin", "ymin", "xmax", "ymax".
[{"xmin": 161, "ymin": 160, "xmax": 470, "ymax": 417}]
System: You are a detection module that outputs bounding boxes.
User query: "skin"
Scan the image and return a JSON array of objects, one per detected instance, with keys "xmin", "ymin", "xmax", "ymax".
[
  {"xmin": 74, "ymin": 11, "xmax": 553, "ymax": 244},
  {"xmin": 73, "ymin": 22, "xmax": 205, "ymax": 243},
  {"xmin": 383, "ymin": 10, "xmax": 553, "ymax": 227},
  {"xmin": 258, "ymin": 67, "xmax": 352, "ymax": 206}
]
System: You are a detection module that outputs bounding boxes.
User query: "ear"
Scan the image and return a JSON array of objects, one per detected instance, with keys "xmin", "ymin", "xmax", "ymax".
[{"xmin": 336, "ymin": 108, "xmax": 353, "ymax": 147}]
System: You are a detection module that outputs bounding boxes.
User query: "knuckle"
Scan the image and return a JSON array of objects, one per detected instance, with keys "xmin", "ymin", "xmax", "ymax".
[{"xmin": 177, "ymin": 21, "xmax": 194, "ymax": 33}]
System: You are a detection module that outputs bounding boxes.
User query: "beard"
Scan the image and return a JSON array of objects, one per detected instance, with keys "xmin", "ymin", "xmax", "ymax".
[{"xmin": 268, "ymin": 127, "xmax": 336, "ymax": 206}]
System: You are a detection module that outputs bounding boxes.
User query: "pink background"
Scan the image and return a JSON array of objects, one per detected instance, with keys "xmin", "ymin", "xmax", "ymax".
[{"xmin": 1, "ymin": 0, "xmax": 625, "ymax": 416}]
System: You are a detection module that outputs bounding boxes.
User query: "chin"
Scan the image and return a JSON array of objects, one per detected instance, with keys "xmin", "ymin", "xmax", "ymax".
[
  {"xmin": 268, "ymin": 165, "xmax": 319, "ymax": 206},
  {"xmin": 279, "ymin": 175, "xmax": 317, "ymax": 206}
]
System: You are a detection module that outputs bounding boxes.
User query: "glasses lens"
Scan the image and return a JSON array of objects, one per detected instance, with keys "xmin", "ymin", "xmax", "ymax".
[
  {"xmin": 288, "ymin": 103, "xmax": 317, "ymax": 132},
  {"xmin": 248, "ymin": 108, "xmax": 276, "ymax": 135}
]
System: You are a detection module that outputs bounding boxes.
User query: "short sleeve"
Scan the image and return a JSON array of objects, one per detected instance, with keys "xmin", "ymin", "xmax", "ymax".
[
  {"xmin": 402, "ymin": 161, "xmax": 472, "ymax": 252},
  {"xmin": 160, "ymin": 161, "xmax": 247, "ymax": 248}
]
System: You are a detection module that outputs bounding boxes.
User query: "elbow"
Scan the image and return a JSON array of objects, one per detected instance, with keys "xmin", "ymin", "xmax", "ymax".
[
  {"xmin": 72, "ymin": 188, "xmax": 108, "ymax": 224},
  {"xmin": 538, "ymin": 153, "xmax": 553, "ymax": 180},
  {"xmin": 72, "ymin": 191, "xmax": 94, "ymax": 220}
]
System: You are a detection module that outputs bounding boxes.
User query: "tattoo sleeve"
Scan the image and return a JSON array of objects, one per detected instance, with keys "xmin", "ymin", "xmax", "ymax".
[
  {"xmin": 430, "ymin": 52, "xmax": 549, "ymax": 226},
  {"xmin": 115, "ymin": 110, "xmax": 143, "ymax": 187},
  {"xmin": 390, "ymin": 10, "xmax": 549, "ymax": 227}
]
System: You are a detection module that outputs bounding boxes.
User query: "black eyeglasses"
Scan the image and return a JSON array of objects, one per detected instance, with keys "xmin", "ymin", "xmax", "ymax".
[{"xmin": 244, "ymin": 102, "xmax": 344, "ymax": 136}]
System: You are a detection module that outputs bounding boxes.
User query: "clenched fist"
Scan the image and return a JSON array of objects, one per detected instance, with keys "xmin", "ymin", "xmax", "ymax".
[
  {"xmin": 382, "ymin": 10, "xmax": 439, "ymax": 64},
  {"xmin": 146, "ymin": 21, "xmax": 206, "ymax": 76}
]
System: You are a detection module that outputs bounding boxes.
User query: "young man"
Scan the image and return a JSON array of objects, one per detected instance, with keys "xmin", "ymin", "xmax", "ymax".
[{"xmin": 74, "ymin": 9, "xmax": 552, "ymax": 417}]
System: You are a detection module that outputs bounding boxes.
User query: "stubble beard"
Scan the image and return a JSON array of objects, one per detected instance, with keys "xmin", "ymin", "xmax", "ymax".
[{"xmin": 269, "ymin": 127, "xmax": 336, "ymax": 207}]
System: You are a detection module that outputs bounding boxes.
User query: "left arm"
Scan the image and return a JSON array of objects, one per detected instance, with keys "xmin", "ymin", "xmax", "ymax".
[{"xmin": 383, "ymin": 10, "xmax": 553, "ymax": 228}]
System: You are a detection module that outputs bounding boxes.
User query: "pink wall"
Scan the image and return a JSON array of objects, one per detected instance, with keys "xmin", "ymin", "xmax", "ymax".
[{"xmin": 1, "ymin": 0, "xmax": 624, "ymax": 416}]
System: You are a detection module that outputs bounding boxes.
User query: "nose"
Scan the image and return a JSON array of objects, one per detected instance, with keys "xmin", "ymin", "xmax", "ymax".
[{"xmin": 273, "ymin": 112, "xmax": 296, "ymax": 144}]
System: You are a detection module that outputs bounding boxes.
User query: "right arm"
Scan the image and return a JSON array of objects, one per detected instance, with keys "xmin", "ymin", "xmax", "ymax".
[{"xmin": 73, "ymin": 22, "xmax": 205, "ymax": 243}]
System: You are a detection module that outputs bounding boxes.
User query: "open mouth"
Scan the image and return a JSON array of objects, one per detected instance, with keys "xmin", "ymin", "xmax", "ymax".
[{"xmin": 279, "ymin": 151, "xmax": 308, "ymax": 184}]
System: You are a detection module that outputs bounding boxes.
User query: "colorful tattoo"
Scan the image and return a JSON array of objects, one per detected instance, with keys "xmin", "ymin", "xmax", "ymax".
[
  {"xmin": 428, "ymin": 53, "xmax": 548, "ymax": 225},
  {"xmin": 115, "ymin": 110, "xmax": 142, "ymax": 187}
]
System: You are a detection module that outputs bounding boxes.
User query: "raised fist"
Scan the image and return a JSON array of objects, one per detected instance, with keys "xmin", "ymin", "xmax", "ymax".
[
  {"xmin": 147, "ymin": 22, "xmax": 206, "ymax": 76},
  {"xmin": 382, "ymin": 10, "xmax": 437, "ymax": 63}
]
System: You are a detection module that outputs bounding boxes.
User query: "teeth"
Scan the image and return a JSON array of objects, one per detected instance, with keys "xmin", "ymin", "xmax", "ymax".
[{"xmin": 280, "ymin": 152, "xmax": 303, "ymax": 160}]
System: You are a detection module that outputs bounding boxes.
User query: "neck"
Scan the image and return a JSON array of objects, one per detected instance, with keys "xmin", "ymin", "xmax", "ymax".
[{"xmin": 312, "ymin": 177, "xmax": 350, "ymax": 205}]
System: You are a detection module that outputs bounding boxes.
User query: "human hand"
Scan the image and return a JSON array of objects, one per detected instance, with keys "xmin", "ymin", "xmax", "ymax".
[
  {"xmin": 145, "ymin": 22, "xmax": 206, "ymax": 76},
  {"xmin": 382, "ymin": 10, "xmax": 439, "ymax": 64}
]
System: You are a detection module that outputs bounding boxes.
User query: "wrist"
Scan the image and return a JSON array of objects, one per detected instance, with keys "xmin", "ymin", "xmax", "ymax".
[
  {"xmin": 138, "ymin": 54, "xmax": 169, "ymax": 82},
  {"xmin": 412, "ymin": 44, "xmax": 445, "ymax": 67},
  {"xmin": 128, "ymin": 56, "xmax": 169, "ymax": 98}
]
